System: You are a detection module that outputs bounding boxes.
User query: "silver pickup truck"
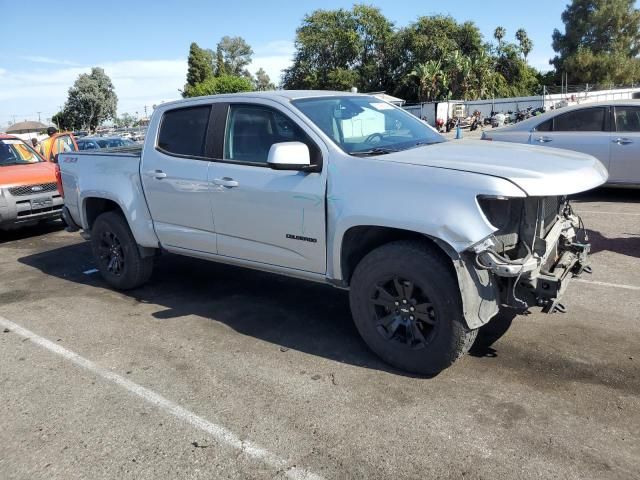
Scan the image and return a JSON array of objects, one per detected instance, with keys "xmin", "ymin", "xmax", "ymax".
[{"xmin": 59, "ymin": 91, "xmax": 607, "ymax": 374}]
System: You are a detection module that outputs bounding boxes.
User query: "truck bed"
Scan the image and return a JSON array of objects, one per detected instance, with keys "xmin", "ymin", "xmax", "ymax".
[{"xmin": 59, "ymin": 146, "xmax": 159, "ymax": 248}]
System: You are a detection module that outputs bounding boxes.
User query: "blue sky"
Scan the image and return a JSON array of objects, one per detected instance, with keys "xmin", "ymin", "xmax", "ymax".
[{"xmin": 1, "ymin": 0, "xmax": 570, "ymax": 126}]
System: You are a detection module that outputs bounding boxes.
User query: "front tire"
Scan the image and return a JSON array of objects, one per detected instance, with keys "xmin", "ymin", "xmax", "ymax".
[
  {"xmin": 91, "ymin": 211, "xmax": 153, "ymax": 290},
  {"xmin": 349, "ymin": 240, "xmax": 477, "ymax": 375}
]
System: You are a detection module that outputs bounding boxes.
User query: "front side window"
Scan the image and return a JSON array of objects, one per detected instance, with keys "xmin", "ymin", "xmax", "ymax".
[
  {"xmin": 615, "ymin": 106, "xmax": 640, "ymax": 132},
  {"xmin": 292, "ymin": 95, "xmax": 444, "ymax": 155},
  {"xmin": 224, "ymin": 105, "xmax": 318, "ymax": 165},
  {"xmin": 158, "ymin": 106, "xmax": 210, "ymax": 157},
  {"xmin": 535, "ymin": 119, "xmax": 553, "ymax": 132},
  {"xmin": 553, "ymin": 108, "xmax": 605, "ymax": 132}
]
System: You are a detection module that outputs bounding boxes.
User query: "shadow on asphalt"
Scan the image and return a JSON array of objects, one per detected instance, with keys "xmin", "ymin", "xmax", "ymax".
[
  {"xmin": 469, "ymin": 310, "xmax": 518, "ymax": 358},
  {"xmin": 587, "ymin": 229, "xmax": 640, "ymax": 259},
  {"xmin": 18, "ymin": 240, "xmax": 424, "ymax": 377},
  {"xmin": 17, "ymin": 241, "xmax": 640, "ymax": 392}
]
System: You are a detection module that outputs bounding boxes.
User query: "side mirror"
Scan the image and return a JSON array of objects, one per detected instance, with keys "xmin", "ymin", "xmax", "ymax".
[
  {"xmin": 52, "ymin": 153, "xmax": 60, "ymax": 164},
  {"xmin": 267, "ymin": 142, "xmax": 311, "ymax": 171}
]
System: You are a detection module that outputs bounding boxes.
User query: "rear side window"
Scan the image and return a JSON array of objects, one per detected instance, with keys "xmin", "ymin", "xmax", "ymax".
[
  {"xmin": 553, "ymin": 108, "xmax": 605, "ymax": 132},
  {"xmin": 158, "ymin": 106, "xmax": 210, "ymax": 157},
  {"xmin": 615, "ymin": 106, "xmax": 640, "ymax": 132}
]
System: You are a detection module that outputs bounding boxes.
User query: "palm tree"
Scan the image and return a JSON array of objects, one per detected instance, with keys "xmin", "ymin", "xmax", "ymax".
[
  {"xmin": 443, "ymin": 50, "xmax": 464, "ymax": 97},
  {"xmin": 458, "ymin": 56, "xmax": 474, "ymax": 100},
  {"xmin": 515, "ymin": 28, "xmax": 533, "ymax": 60},
  {"xmin": 494, "ymin": 26, "xmax": 506, "ymax": 50},
  {"xmin": 409, "ymin": 60, "xmax": 444, "ymax": 102},
  {"xmin": 470, "ymin": 51, "xmax": 495, "ymax": 99}
]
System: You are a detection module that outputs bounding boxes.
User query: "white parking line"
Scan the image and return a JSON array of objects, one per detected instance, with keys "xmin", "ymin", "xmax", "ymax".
[
  {"xmin": 575, "ymin": 210, "xmax": 640, "ymax": 216},
  {"xmin": 574, "ymin": 278, "xmax": 640, "ymax": 291},
  {"xmin": 0, "ymin": 315, "xmax": 323, "ymax": 480}
]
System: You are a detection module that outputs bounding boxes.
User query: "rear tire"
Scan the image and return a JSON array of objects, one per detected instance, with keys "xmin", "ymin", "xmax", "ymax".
[
  {"xmin": 349, "ymin": 240, "xmax": 477, "ymax": 375},
  {"xmin": 91, "ymin": 211, "xmax": 153, "ymax": 290}
]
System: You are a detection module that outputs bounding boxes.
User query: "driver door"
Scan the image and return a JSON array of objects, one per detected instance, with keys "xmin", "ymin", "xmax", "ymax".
[{"xmin": 208, "ymin": 102, "xmax": 327, "ymax": 274}]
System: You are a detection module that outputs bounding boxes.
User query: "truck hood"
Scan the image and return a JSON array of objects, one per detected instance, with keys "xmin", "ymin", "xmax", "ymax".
[
  {"xmin": 0, "ymin": 162, "xmax": 57, "ymax": 188},
  {"xmin": 382, "ymin": 140, "xmax": 608, "ymax": 196}
]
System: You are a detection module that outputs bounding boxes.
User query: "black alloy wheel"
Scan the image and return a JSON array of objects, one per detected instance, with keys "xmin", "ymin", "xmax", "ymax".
[{"xmin": 370, "ymin": 276, "xmax": 437, "ymax": 350}]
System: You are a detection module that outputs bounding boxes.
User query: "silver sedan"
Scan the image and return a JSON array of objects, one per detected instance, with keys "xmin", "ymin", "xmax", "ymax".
[{"xmin": 482, "ymin": 100, "xmax": 640, "ymax": 186}]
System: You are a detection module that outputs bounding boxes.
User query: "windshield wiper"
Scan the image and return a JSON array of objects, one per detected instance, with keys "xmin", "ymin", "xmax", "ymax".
[{"xmin": 350, "ymin": 147, "xmax": 399, "ymax": 157}]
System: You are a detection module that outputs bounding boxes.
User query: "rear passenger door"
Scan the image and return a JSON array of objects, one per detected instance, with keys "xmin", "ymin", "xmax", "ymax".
[
  {"xmin": 530, "ymin": 107, "xmax": 611, "ymax": 170},
  {"xmin": 610, "ymin": 105, "xmax": 640, "ymax": 184},
  {"xmin": 207, "ymin": 102, "xmax": 328, "ymax": 274},
  {"xmin": 141, "ymin": 105, "xmax": 217, "ymax": 253}
]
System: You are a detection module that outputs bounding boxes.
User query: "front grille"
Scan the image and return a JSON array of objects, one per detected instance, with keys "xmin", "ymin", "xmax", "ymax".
[
  {"xmin": 542, "ymin": 196, "xmax": 562, "ymax": 235},
  {"xmin": 8, "ymin": 183, "xmax": 58, "ymax": 196}
]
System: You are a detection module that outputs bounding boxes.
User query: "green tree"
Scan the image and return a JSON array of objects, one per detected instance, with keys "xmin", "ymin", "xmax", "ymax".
[
  {"xmin": 185, "ymin": 42, "xmax": 214, "ymax": 95},
  {"xmin": 551, "ymin": 0, "xmax": 640, "ymax": 84},
  {"xmin": 494, "ymin": 26, "xmax": 506, "ymax": 49},
  {"xmin": 282, "ymin": 6, "xmax": 394, "ymax": 92},
  {"xmin": 216, "ymin": 36, "xmax": 253, "ymax": 76},
  {"xmin": 495, "ymin": 44, "xmax": 540, "ymax": 96},
  {"xmin": 254, "ymin": 68, "xmax": 275, "ymax": 90},
  {"xmin": 398, "ymin": 16, "xmax": 483, "ymax": 66},
  {"xmin": 63, "ymin": 67, "xmax": 117, "ymax": 132},
  {"xmin": 183, "ymin": 74, "xmax": 253, "ymax": 97},
  {"xmin": 51, "ymin": 111, "xmax": 73, "ymax": 131}
]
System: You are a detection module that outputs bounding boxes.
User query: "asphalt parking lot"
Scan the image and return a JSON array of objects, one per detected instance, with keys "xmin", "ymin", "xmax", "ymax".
[{"xmin": 0, "ymin": 188, "xmax": 638, "ymax": 480}]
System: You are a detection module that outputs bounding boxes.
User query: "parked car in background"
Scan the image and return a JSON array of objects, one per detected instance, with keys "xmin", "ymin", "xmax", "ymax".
[
  {"xmin": 482, "ymin": 100, "xmax": 640, "ymax": 187},
  {"xmin": 76, "ymin": 136, "xmax": 136, "ymax": 151},
  {"xmin": 39, "ymin": 132, "xmax": 78, "ymax": 162},
  {"xmin": 60, "ymin": 91, "xmax": 607, "ymax": 375},
  {"xmin": 0, "ymin": 135, "xmax": 63, "ymax": 229}
]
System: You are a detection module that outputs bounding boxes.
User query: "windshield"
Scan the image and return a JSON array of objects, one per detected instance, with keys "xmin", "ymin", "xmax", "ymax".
[
  {"xmin": 0, "ymin": 139, "xmax": 43, "ymax": 166},
  {"xmin": 291, "ymin": 95, "xmax": 444, "ymax": 155}
]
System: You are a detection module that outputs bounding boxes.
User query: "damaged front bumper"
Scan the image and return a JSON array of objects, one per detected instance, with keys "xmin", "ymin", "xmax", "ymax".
[{"xmin": 473, "ymin": 213, "xmax": 590, "ymax": 314}]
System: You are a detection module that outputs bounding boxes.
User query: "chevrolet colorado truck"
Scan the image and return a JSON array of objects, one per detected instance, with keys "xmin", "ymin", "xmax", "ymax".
[
  {"xmin": 59, "ymin": 91, "xmax": 607, "ymax": 374},
  {"xmin": 0, "ymin": 135, "xmax": 63, "ymax": 230}
]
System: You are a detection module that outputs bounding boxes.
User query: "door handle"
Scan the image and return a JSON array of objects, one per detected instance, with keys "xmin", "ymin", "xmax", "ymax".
[
  {"xmin": 213, "ymin": 177, "xmax": 239, "ymax": 188},
  {"xmin": 613, "ymin": 137, "xmax": 633, "ymax": 145},
  {"xmin": 146, "ymin": 170, "xmax": 167, "ymax": 179},
  {"xmin": 535, "ymin": 136, "xmax": 552, "ymax": 143}
]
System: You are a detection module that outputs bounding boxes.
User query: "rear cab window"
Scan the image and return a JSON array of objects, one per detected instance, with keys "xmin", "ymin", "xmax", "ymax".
[{"xmin": 158, "ymin": 106, "xmax": 211, "ymax": 157}]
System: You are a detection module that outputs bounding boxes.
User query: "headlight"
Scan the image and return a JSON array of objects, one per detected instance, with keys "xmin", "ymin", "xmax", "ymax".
[
  {"xmin": 477, "ymin": 196, "xmax": 523, "ymax": 230},
  {"xmin": 477, "ymin": 196, "xmax": 525, "ymax": 254}
]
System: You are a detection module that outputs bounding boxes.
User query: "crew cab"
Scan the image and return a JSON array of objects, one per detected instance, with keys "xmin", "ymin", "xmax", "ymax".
[
  {"xmin": 0, "ymin": 135, "xmax": 63, "ymax": 230},
  {"xmin": 59, "ymin": 91, "xmax": 608, "ymax": 374}
]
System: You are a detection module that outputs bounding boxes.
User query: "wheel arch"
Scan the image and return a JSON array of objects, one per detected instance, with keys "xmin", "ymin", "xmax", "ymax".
[
  {"xmin": 338, "ymin": 225, "xmax": 499, "ymax": 329},
  {"xmin": 83, "ymin": 197, "xmax": 122, "ymax": 230},
  {"xmin": 339, "ymin": 225, "xmax": 456, "ymax": 286},
  {"xmin": 82, "ymin": 195, "xmax": 157, "ymax": 257}
]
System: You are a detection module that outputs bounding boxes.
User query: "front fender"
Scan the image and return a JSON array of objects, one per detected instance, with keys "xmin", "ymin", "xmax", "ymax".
[{"xmin": 326, "ymin": 157, "xmax": 523, "ymax": 328}]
